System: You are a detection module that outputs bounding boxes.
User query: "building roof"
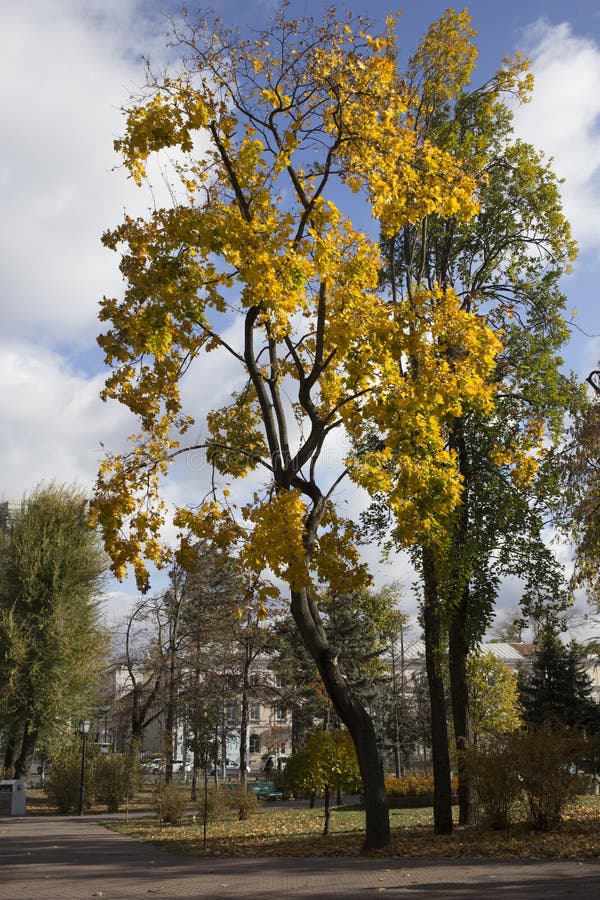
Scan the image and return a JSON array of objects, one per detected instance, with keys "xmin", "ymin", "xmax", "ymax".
[
  {"xmin": 486, "ymin": 642, "xmax": 537, "ymax": 661},
  {"xmin": 403, "ymin": 640, "xmax": 536, "ymax": 663}
]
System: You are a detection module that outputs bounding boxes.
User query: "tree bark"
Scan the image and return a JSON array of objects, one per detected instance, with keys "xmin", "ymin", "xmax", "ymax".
[
  {"xmin": 291, "ymin": 586, "xmax": 390, "ymax": 850},
  {"xmin": 239, "ymin": 647, "xmax": 251, "ymax": 787},
  {"xmin": 422, "ymin": 546, "xmax": 453, "ymax": 835},
  {"xmin": 323, "ymin": 782, "xmax": 331, "ymax": 835},
  {"xmin": 448, "ymin": 584, "xmax": 478, "ymax": 826},
  {"xmin": 446, "ymin": 426, "xmax": 478, "ymax": 826},
  {"xmin": 14, "ymin": 722, "xmax": 39, "ymax": 779},
  {"xmin": 3, "ymin": 724, "xmax": 20, "ymax": 773}
]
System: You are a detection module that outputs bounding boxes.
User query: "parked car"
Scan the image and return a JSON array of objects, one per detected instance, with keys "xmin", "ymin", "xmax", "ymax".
[
  {"xmin": 141, "ymin": 757, "xmax": 164, "ymax": 775},
  {"xmin": 209, "ymin": 759, "xmax": 251, "ymax": 776}
]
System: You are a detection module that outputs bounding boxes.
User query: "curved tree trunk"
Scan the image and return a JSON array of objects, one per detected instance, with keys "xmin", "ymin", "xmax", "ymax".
[
  {"xmin": 448, "ymin": 585, "xmax": 478, "ymax": 826},
  {"xmin": 291, "ymin": 586, "xmax": 390, "ymax": 850},
  {"xmin": 422, "ymin": 546, "xmax": 453, "ymax": 835}
]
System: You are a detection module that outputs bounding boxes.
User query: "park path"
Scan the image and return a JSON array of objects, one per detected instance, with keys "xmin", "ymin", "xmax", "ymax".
[{"xmin": 1, "ymin": 814, "xmax": 599, "ymax": 899}]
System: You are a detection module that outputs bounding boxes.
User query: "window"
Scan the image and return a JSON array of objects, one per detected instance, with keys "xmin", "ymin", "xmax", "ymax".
[
  {"xmin": 249, "ymin": 734, "xmax": 260, "ymax": 753},
  {"xmin": 275, "ymin": 706, "xmax": 287, "ymax": 723},
  {"xmin": 249, "ymin": 703, "xmax": 260, "ymax": 722},
  {"xmin": 224, "ymin": 703, "xmax": 238, "ymax": 723}
]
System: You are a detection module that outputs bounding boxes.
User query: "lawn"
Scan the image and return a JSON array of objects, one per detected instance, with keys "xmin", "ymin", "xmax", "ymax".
[{"xmin": 103, "ymin": 796, "xmax": 600, "ymax": 859}]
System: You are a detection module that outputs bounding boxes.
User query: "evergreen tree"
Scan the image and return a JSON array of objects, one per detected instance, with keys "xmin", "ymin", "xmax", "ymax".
[{"xmin": 519, "ymin": 626, "xmax": 600, "ymax": 733}]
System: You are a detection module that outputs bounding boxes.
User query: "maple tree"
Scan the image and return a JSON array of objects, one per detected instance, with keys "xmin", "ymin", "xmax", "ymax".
[{"xmin": 93, "ymin": 8, "xmax": 502, "ymax": 849}]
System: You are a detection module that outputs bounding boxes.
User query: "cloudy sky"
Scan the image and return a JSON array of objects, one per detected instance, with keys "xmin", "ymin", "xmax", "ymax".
[{"xmin": 3, "ymin": 0, "xmax": 600, "ymax": 629}]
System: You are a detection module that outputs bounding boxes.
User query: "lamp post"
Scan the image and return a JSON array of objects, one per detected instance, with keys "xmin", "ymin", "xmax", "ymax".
[{"xmin": 78, "ymin": 720, "xmax": 90, "ymax": 816}]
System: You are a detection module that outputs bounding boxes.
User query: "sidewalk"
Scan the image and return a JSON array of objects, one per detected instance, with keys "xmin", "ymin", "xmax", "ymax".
[{"xmin": 1, "ymin": 814, "xmax": 599, "ymax": 899}]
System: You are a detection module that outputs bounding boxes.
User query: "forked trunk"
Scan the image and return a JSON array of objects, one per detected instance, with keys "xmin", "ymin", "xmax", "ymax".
[{"xmin": 291, "ymin": 587, "xmax": 390, "ymax": 851}]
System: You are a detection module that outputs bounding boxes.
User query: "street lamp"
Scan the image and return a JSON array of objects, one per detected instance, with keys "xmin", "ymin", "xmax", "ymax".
[{"xmin": 78, "ymin": 720, "xmax": 90, "ymax": 816}]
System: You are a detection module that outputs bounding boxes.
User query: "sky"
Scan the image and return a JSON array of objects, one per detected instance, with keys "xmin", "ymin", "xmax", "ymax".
[{"xmin": 2, "ymin": 0, "xmax": 600, "ymax": 633}]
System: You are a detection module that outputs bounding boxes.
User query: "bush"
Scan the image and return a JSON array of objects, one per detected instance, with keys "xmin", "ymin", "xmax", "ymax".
[
  {"xmin": 463, "ymin": 726, "xmax": 591, "ymax": 831},
  {"xmin": 154, "ymin": 781, "xmax": 188, "ymax": 824},
  {"xmin": 44, "ymin": 739, "xmax": 98, "ymax": 814},
  {"xmin": 225, "ymin": 783, "xmax": 259, "ymax": 820},
  {"xmin": 513, "ymin": 725, "xmax": 586, "ymax": 831},
  {"xmin": 198, "ymin": 784, "xmax": 230, "ymax": 822},
  {"xmin": 385, "ymin": 775, "xmax": 458, "ymax": 809},
  {"xmin": 94, "ymin": 746, "xmax": 142, "ymax": 812},
  {"xmin": 463, "ymin": 738, "xmax": 521, "ymax": 829}
]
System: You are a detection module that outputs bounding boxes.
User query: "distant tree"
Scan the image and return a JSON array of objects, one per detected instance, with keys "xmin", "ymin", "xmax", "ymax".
[
  {"xmin": 562, "ymin": 375, "xmax": 600, "ymax": 602},
  {"xmin": 491, "ymin": 610, "xmax": 525, "ymax": 643},
  {"xmin": 0, "ymin": 484, "xmax": 107, "ymax": 778},
  {"xmin": 285, "ymin": 730, "xmax": 361, "ymax": 835},
  {"xmin": 467, "ymin": 651, "xmax": 522, "ymax": 745},
  {"xmin": 519, "ymin": 626, "xmax": 600, "ymax": 733},
  {"xmin": 321, "ymin": 585, "xmax": 407, "ymax": 713},
  {"xmin": 269, "ymin": 618, "xmax": 327, "ymax": 753}
]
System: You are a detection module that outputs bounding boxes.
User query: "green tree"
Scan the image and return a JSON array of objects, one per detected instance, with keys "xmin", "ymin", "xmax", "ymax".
[
  {"xmin": 364, "ymin": 9, "xmax": 579, "ymax": 830},
  {"xmin": 467, "ymin": 651, "xmax": 522, "ymax": 744},
  {"xmin": 0, "ymin": 484, "xmax": 107, "ymax": 778},
  {"xmin": 562, "ymin": 373, "xmax": 600, "ymax": 601},
  {"xmin": 286, "ymin": 730, "xmax": 361, "ymax": 835},
  {"xmin": 269, "ymin": 617, "xmax": 328, "ymax": 754},
  {"xmin": 519, "ymin": 626, "xmax": 600, "ymax": 733}
]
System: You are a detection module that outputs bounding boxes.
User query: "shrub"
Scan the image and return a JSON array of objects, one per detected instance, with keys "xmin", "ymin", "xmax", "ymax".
[
  {"xmin": 225, "ymin": 783, "xmax": 259, "ymax": 820},
  {"xmin": 198, "ymin": 784, "xmax": 230, "ymax": 822},
  {"xmin": 154, "ymin": 781, "xmax": 188, "ymax": 824},
  {"xmin": 463, "ymin": 726, "xmax": 591, "ymax": 831},
  {"xmin": 44, "ymin": 738, "xmax": 98, "ymax": 814},
  {"xmin": 513, "ymin": 724, "xmax": 586, "ymax": 831},
  {"xmin": 385, "ymin": 775, "xmax": 458, "ymax": 809},
  {"xmin": 462, "ymin": 738, "xmax": 521, "ymax": 829},
  {"xmin": 94, "ymin": 746, "xmax": 142, "ymax": 812}
]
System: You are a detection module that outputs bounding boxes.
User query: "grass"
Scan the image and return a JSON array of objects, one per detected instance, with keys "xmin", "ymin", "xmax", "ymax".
[{"xmin": 102, "ymin": 795, "xmax": 600, "ymax": 859}]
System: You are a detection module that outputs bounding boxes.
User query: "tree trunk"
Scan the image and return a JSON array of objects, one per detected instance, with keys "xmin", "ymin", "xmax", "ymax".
[
  {"xmin": 422, "ymin": 547, "xmax": 453, "ymax": 835},
  {"xmin": 14, "ymin": 722, "xmax": 39, "ymax": 779},
  {"xmin": 164, "ymin": 683, "xmax": 176, "ymax": 784},
  {"xmin": 448, "ymin": 584, "xmax": 478, "ymax": 826},
  {"xmin": 239, "ymin": 649, "xmax": 251, "ymax": 787},
  {"xmin": 323, "ymin": 782, "xmax": 331, "ymax": 835},
  {"xmin": 3, "ymin": 724, "xmax": 20, "ymax": 773},
  {"xmin": 390, "ymin": 638, "xmax": 401, "ymax": 778},
  {"xmin": 291, "ymin": 586, "xmax": 390, "ymax": 851}
]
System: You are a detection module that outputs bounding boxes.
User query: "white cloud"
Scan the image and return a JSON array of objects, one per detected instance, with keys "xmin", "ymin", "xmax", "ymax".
[
  {"xmin": 513, "ymin": 21, "xmax": 600, "ymax": 252},
  {"xmin": 0, "ymin": 341, "xmax": 131, "ymax": 497},
  {"xmin": 0, "ymin": 1, "xmax": 174, "ymax": 346}
]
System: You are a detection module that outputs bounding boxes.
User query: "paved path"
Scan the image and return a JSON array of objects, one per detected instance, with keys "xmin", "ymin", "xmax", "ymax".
[{"xmin": 1, "ymin": 815, "xmax": 599, "ymax": 899}]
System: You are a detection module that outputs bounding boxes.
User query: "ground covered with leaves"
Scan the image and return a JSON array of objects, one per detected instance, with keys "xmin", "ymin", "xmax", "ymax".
[{"xmin": 105, "ymin": 798, "xmax": 600, "ymax": 859}]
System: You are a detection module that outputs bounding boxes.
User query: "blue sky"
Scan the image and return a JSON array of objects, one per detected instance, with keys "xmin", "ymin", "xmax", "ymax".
[{"xmin": 2, "ymin": 1, "xmax": 600, "ymax": 631}]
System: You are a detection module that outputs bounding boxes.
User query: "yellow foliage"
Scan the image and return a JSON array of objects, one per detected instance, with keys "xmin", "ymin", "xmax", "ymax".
[
  {"xmin": 242, "ymin": 490, "xmax": 308, "ymax": 589},
  {"xmin": 94, "ymin": 8, "xmax": 507, "ymax": 593}
]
